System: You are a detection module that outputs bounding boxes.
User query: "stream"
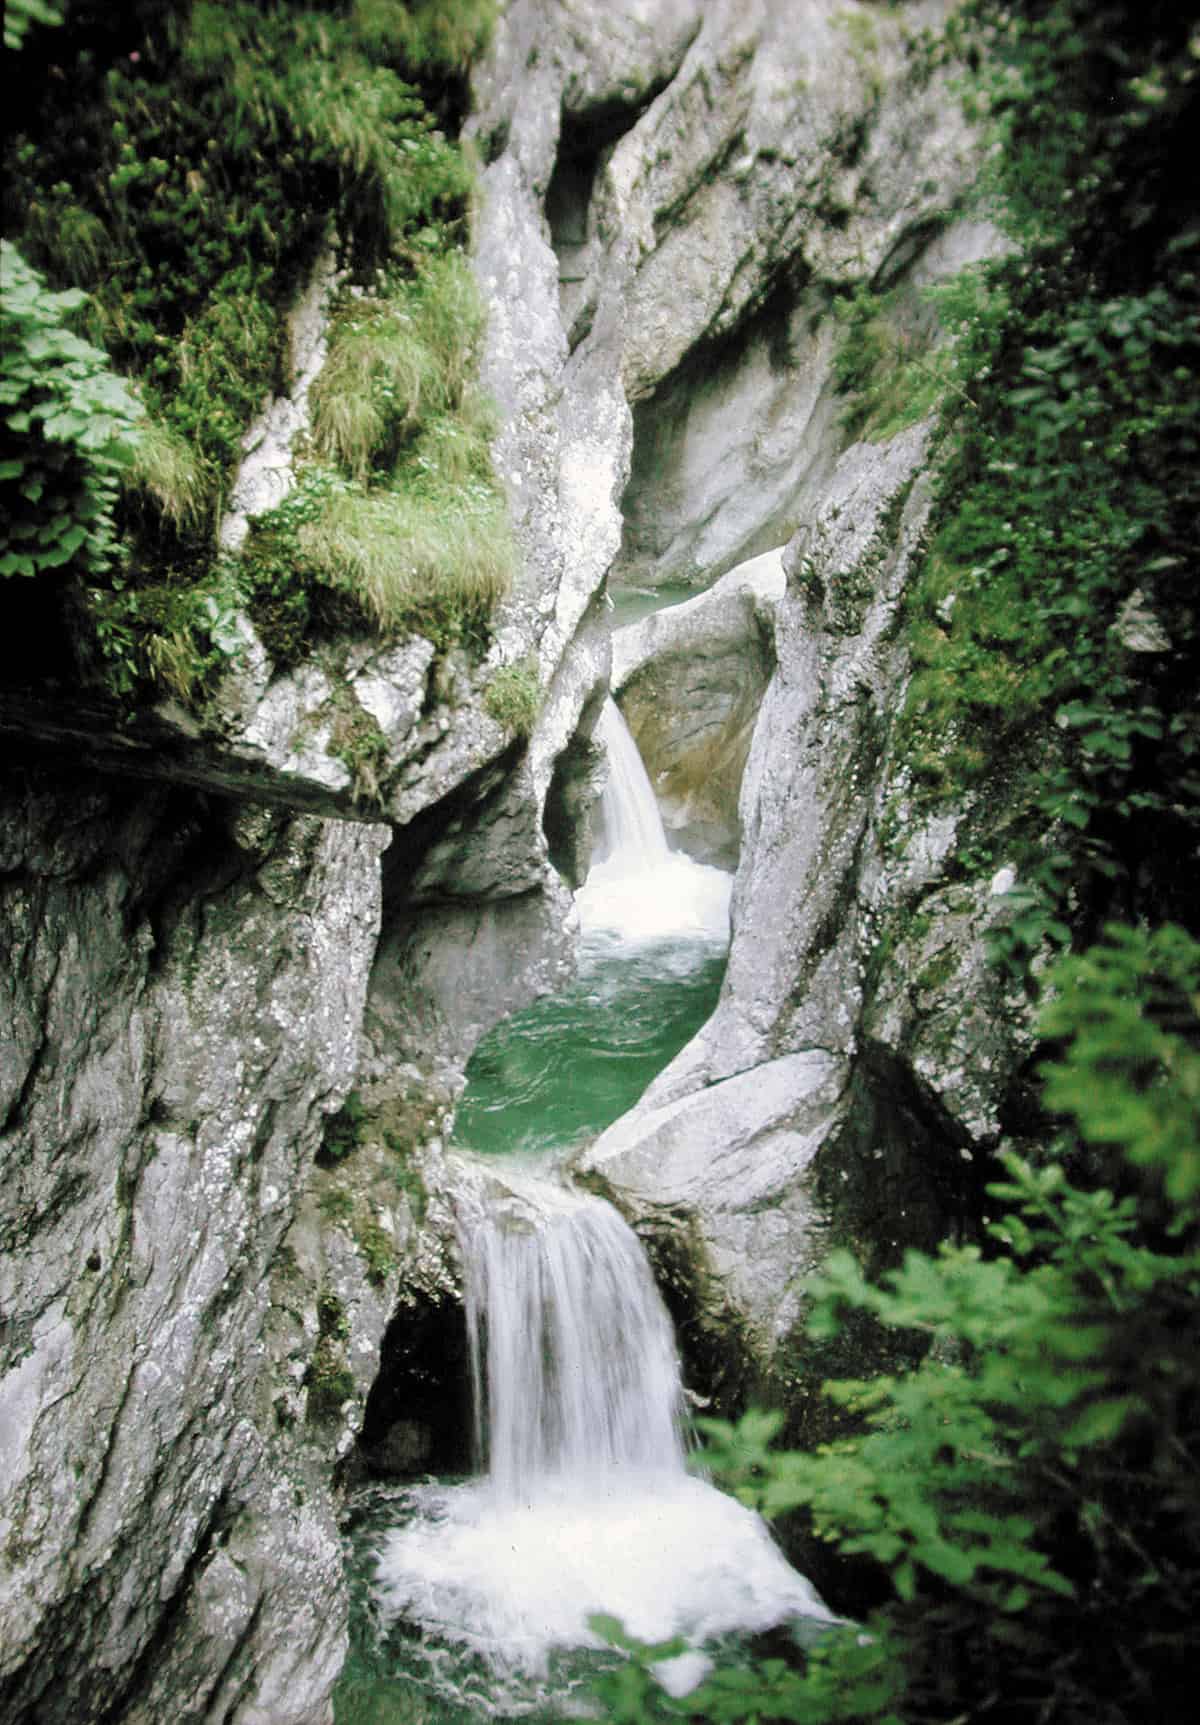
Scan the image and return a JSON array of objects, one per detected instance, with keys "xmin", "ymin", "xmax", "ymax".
[{"xmin": 334, "ymin": 703, "xmax": 831, "ymax": 1723}]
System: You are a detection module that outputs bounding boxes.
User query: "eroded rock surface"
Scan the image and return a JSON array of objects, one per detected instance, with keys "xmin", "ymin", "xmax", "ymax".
[{"xmin": 0, "ymin": 777, "xmax": 386, "ymax": 1724}]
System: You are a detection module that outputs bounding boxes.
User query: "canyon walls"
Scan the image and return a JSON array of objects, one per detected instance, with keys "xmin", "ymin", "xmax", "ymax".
[{"xmin": 1, "ymin": 2, "xmax": 1025, "ymax": 1716}]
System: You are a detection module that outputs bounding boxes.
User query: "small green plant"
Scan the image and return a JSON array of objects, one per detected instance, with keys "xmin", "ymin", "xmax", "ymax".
[
  {"xmin": 318, "ymin": 1187, "xmax": 356, "ymax": 1226},
  {"xmin": 296, "ymin": 467, "xmax": 514, "ymax": 647},
  {"xmin": 484, "ymin": 658, "xmax": 541, "ymax": 737},
  {"xmin": 306, "ymin": 1285, "xmax": 356, "ymax": 1419},
  {"xmin": 831, "ymin": 281, "xmax": 953, "ymax": 443},
  {"xmin": 124, "ymin": 413, "xmax": 211, "ymax": 533},
  {"xmin": 4, "ymin": 0, "xmax": 62, "ymax": 53},
  {"xmin": 319, "ymin": 1090, "xmax": 369, "ymax": 1166},
  {"xmin": 0, "ymin": 243, "xmax": 143, "ymax": 581},
  {"xmin": 356, "ymin": 1213, "xmax": 396, "ymax": 1286}
]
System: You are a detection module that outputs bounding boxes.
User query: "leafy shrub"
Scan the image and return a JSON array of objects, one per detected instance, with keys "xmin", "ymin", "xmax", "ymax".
[
  {"xmin": 3, "ymin": 0, "xmax": 505, "ymax": 697},
  {"xmin": 0, "ymin": 242, "xmax": 143, "ymax": 580},
  {"xmin": 892, "ymin": 0, "xmax": 1200, "ymax": 972},
  {"xmin": 590, "ymin": 924, "xmax": 1200, "ymax": 1724}
]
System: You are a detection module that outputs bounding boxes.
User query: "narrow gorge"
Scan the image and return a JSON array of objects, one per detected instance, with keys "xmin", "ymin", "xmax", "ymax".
[{"xmin": 3, "ymin": 2, "xmax": 1197, "ymax": 1723}]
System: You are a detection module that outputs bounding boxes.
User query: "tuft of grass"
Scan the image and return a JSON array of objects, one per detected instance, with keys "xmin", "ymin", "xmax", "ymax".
[
  {"xmin": 484, "ymin": 658, "xmax": 541, "ymax": 737},
  {"xmin": 125, "ymin": 415, "xmax": 211, "ymax": 532},
  {"xmin": 298, "ymin": 462, "xmax": 514, "ymax": 648},
  {"xmin": 310, "ymin": 256, "xmax": 487, "ymax": 480},
  {"xmin": 352, "ymin": 0, "xmax": 498, "ymax": 77}
]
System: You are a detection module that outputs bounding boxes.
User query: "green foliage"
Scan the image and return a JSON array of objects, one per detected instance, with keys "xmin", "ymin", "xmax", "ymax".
[
  {"xmin": 355, "ymin": 1214, "xmax": 396, "ymax": 1287},
  {"xmin": 295, "ymin": 463, "xmax": 513, "ymax": 648},
  {"xmin": 4, "ymin": 0, "xmax": 62, "ymax": 53},
  {"xmin": 307, "ymin": 1285, "xmax": 356, "ymax": 1419},
  {"xmin": 892, "ymin": 1, "xmax": 1199, "ymax": 972},
  {"xmin": 3, "ymin": 0, "xmax": 506, "ymax": 698},
  {"xmin": 1038, "ymin": 924, "xmax": 1200, "ymax": 1207},
  {"xmin": 351, "ymin": 0, "xmax": 497, "ymax": 80},
  {"xmin": 311, "ymin": 254, "xmax": 486, "ymax": 478},
  {"xmin": 0, "ymin": 243, "xmax": 143, "ymax": 580},
  {"xmin": 320, "ymin": 1090, "xmax": 370, "ymax": 1166},
  {"xmin": 82, "ymin": 568, "xmax": 244, "ymax": 701},
  {"xmin": 832, "ymin": 282, "xmax": 954, "ymax": 443},
  {"xmin": 593, "ymin": 925, "xmax": 1200, "ymax": 1723},
  {"xmin": 484, "ymin": 658, "xmax": 541, "ymax": 737}
]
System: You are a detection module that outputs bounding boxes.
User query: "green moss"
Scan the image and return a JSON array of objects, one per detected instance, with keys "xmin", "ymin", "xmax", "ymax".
[
  {"xmin": 832, "ymin": 283, "xmax": 951, "ymax": 444},
  {"xmin": 356, "ymin": 1214, "xmax": 396, "ymax": 1286},
  {"xmin": 306, "ymin": 1284, "xmax": 355, "ymax": 1419},
  {"xmin": 915, "ymin": 943, "xmax": 958, "ymax": 995},
  {"xmin": 318, "ymin": 1187, "xmax": 355, "ymax": 1226},
  {"xmin": 328, "ymin": 695, "xmax": 391, "ymax": 810}
]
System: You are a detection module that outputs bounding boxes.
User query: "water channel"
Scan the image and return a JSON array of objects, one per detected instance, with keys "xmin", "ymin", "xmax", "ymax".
[{"xmin": 336, "ymin": 703, "xmax": 831, "ymax": 1722}]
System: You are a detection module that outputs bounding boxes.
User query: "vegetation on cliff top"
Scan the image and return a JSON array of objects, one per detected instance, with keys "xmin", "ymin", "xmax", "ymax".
[{"xmin": 1, "ymin": 0, "xmax": 510, "ymax": 701}]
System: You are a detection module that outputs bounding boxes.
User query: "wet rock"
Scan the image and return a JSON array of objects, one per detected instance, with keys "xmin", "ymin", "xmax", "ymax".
[
  {"xmin": 588, "ymin": 424, "xmax": 1035, "ymax": 1378},
  {"xmin": 0, "ymin": 774, "xmax": 386, "ymax": 1724}
]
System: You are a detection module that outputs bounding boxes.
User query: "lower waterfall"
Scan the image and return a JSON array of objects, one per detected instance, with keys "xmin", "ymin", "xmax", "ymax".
[{"xmin": 349, "ymin": 702, "xmax": 833, "ymax": 1717}]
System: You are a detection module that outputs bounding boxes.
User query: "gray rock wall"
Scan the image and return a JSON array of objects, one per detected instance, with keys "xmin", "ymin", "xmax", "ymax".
[
  {"xmin": 613, "ymin": 548, "xmax": 786, "ymax": 866},
  {"xmin": 584, "ymin": 424, "xmax": 1034, "ymax": 1404},
  {"xmin": 0, "ymin": 776, "xmax": 386, "ymax": 1723}
]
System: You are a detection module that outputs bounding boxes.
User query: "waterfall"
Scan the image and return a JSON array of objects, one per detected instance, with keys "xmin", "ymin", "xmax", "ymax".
[
  {"xmin": 466, "ymin": 1173, "xmax": 686, "ymax": 1500},
  {"xmin": 578, "ymin": 698, "xmax": 733, "ymax": 946},
  {"xmin": 593, "ymin": 697, "xmax": 672, "ymax": 868},
  {"xmin": 369, "ymin": 712, "xmax": 834, "ymax": 1710},
  {"xmin": 375, "ymin": 1167, "xmax": 835, "ymax": 1698}
]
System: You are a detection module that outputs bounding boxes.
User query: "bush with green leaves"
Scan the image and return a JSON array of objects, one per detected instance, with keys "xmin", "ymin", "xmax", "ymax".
[
  {"xmin": 3, "ymin": 0, "xmax": 506, "ymax": 699},
  {"xmin": 4, "ymin": 0, "xmax": 62, "ymax": 53},
  {"xmin": 589, "ymin": 923, "xmax": 1200, "ymax": 1724},
  {"xmin": 0, "ymin": 242, "xmax": 143, "ymax": 581},
  {"xmin": 891, "ymin": 0, "xmax": 1199, "ymax": 973}
]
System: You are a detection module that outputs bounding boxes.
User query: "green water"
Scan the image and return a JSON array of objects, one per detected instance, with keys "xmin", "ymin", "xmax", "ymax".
[
  {"xmin": 452, "ymin": 931, "xmax": 726, "ymax": 1158},
  {"xmin": 336, "ymin": 843, "xmax": 733, "ymax": 1721},
  {"xmin": 607, "ymin": 579, "xmax": 699, "ymax": 630}
]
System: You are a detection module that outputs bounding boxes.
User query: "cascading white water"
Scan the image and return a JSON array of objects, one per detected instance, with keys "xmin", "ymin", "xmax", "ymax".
[
  {"xmin": 375, "ymin": 1167, "xmax": 835, "ymax": 1699},
  {"xmin": 578, "ymin": 699, "xmax": 732, "ymax": 947},
  {"xmin": 467, "ymin": 1173, "xmax": 686, "ymax": 1499},
  {"xmin": 592, "ymin": 696, "xmax": 673, "ymax": 869},
  {"xmin": 370, "ymin": 702, "xmax": 834, "ymax": 1711}
]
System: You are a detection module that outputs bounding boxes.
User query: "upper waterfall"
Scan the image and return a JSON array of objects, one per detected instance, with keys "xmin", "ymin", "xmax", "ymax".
[
  {"xmin": 592, "ymin": 696, "xmax": 673, "ymax": 869},
  {"xmin": 577, "ymin": 699, "xmax": 733, "ymax": 948}
]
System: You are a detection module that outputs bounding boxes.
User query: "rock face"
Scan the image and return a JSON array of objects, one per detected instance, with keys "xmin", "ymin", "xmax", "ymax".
[{"xmin": 0, "ymin": 776, "xmax": 386, "ymax": 1723}]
